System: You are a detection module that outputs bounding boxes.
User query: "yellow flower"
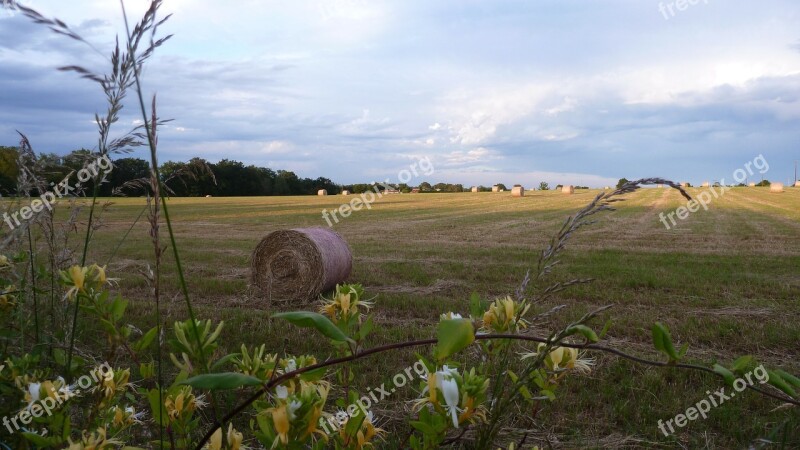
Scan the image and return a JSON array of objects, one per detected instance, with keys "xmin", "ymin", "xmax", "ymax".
[
  {"xmin": 0, "ymin": 285, "xmax": 17, "ymax": 309},
  {"xmin": 0, "ymin": 255, "xmax": 11, "ymax": 268},
  {"xmin": 206, "ymin": 427, "xmax": 223, "ymax": 450},
  {"xmin": 205, "ymin": 423, "xmax": 244, "ymax": 450},
  {"xmin": 67, "ymin": 427, "xmax": 120, "ymax": 450},
  {"xmin": 481, "ymin": 296, "xmax": 529, "ymax": 333},
  {"xmin": 270, "ymin": 403, "xmax": 290, "ymax": 448}
]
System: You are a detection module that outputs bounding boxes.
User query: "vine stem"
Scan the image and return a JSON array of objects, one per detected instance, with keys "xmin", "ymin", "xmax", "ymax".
[{"xmin": 194, "ymin": 333, "xmax": 799, "ymax": 448}]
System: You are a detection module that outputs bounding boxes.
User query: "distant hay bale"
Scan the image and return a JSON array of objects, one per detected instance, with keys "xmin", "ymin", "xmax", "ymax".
[
  {"xmin": 748, "ymin": 182, "xmax": 756, "ymax": 187},
  {"xmin": 795, "ymin": 181, "xmax": 800, "ymax": 188},
  {"xmin": 657, "ymin": 184, "xmax": 663, "ymax": 188},
  {"xmin": 680, "ymin": 182, "xmax": 689, "ymax": 188},
  {"xmin": 471, "ymin": 186, "xmax": 478, "ymax": 193},
  {"xmin": 701, "ymin": 182, "xmax": 710, "ymax": 187},
  {"xmin": 604, "ymin": 186, "xmax": 611, "ymax": 190},
  {"xmin": 317, "ymin": 189, "xmax": 328, "ymax": 196},
  {"xmin": 770, "ymin": 182, "xmax": 784, "ymax": 193},
  {"xmin": 561, "ymin": 185, "xmax": 574, "ymax": 194},
  {"xmin": 341, "ymin": 190, "xmax": 350, "ymax": 195},
  {"xmin": 492, "ymin": 185, "xmax": 499, "ymax": 192},
  {"xmin": 512, "ymin": 186, "xmax": 524, "ymax": 197},
  {"xmin": 251, "ymin": 228, "xmax": 352, "ymax": 303},
  {"xmin": 205, "ymin": 195, "xmax": 212, "ymax": 198}
]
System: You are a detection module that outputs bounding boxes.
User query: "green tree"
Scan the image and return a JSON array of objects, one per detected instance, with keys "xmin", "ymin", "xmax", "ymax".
[
  {"xmin": 538, "ymin": 182, "xmax": 549, "ymax": 191},
  {"xmin": 616, "ymin": 178, "xmax": 630, "ymax": 189}
]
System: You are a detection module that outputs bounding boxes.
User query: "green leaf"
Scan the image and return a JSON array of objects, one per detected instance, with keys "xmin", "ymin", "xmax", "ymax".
[
  {"xmin": 731, "ymin": 355, "xmax": 755, "ymax": 374},
  {"xmin": 568, "ymin": 324, "xmax": 599, "ymax": 343},
  {"xmin": 133, "ymin": 327, "xmax": 158, "ymax": 353},
  {"xmin": 652, "ymin": 322, "xmax": 679, "ymax": 361},
  {"xmin": 111, "ymin": 295, "xmax": 128, "ymax": 322},
  {"xmin": 434, "ymin": 319, "xmax": 475, "ymax": 361},
  {"xmin": 469, "ymin": 292, "xmax": 486, "ymax": 318},
  {"xmin": 180, "ymin": 372, "xmax": 263, "ymax": 390},
  {"xmin": 599, "ymin": 319, "xmax": 612, "ymax": 339},
  {"xmin": 210, "ymin": 353, "xmax": 241, "ymax": 371},
  {"xmin": 775, "ymin": 370, "xmax": 800, "ymax": 389},
  {"xmin": 272, "ymin": 311, "xmax": 350, "ymax": 343},
  {"xmin": 713, "ymin": 364, "xmax": 736, "ymax": 387},
  {"xmin": 766, "ymin": 370, "xmax": 798, "ymax": 398}
]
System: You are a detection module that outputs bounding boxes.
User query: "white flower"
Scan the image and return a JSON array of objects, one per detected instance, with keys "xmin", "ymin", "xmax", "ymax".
[
  {"xmin": 285, "ymin": 359, "xmax": 297, "ymax": 373},
  {"xmin": 27, "ymin": 382, "xmax": 41, "ymax": 405},
  {"xmin": 440, "ymin": 312, "xmax": 463, "ymax": 320},
  {"xmin": 438, "ymin": 376, "xmax": 461, "ymax": 428},
  {"xmin": 275, "ymin": 385, "xmax": 288, "ymax": 400},
  {"xmin": 194, "ymin": 394, "xmax": 209, "ymax": 409},
  {"xmin": 287, "ymin": 400, "xmax": 303, "ymax": 420}
]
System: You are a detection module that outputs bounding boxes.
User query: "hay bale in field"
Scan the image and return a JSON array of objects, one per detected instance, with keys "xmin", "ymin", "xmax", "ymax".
[
  {"xmin": 205, "ymin": 195, "xmax": 212, "ymax": 198},
  {"xmin": 604, "ymin": 186, "xmax": 611, "ymax": 190},
  {"xmin": 680, "ymin": 182, "xmax": 689, "ymax": 188},
  {"xmin": 317, "ymin": 189, "xmax": 328, "ymax": 196},
  {"xmin": 251, "ymin": 228, "xmax": 352, "ymax": 303},
  {"xmin": 341, "ymin": 190, "xmax": 350, "ymax": 195},
  {"xmin": 701, "ymin": 181, "xmax": 710, "ymax": 188},
  {"xmin": 492, "ymin": 185, "xmax": 499, "ymax": 192},
  {"xmin": 561, "ymin": 185, "xmax": 574, "ymax": 194},
  {"xmin": 511, "ymin": 185, "xmax": 524, "ymax": 197},
  {"xmin": 795, "ymin": 181, "xmax": 800, "ymax": 188},
  {"xmin": 770, "ymin": 182, "xmax": 784, "ymax": 193},
  {"xmin": 471, "ymin": 186, "xmax": 478, "ymax": 193},
  {"xmin": 748, "ymin": 182, "xmax": 756, "ymax": 187}
]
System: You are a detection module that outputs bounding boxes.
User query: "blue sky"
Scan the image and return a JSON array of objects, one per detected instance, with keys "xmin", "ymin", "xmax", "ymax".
[{"xmin": 1, "ymin": 0, "xmax": 799, "ymax": 187}]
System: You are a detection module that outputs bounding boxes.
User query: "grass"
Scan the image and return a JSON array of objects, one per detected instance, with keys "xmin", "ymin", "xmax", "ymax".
[{"xmin": 24, "ymin": 186, "xmax": 800, "ymax": 447}]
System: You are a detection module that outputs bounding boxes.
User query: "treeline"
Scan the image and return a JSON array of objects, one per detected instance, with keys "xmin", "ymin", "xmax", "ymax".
[
  {"xmin": 0, "ymin": 147, "xmax": 521, "ymax": 197},
  {"xmin": 0, "ymin": 147, "xmax": 340, "ymax": 197}
]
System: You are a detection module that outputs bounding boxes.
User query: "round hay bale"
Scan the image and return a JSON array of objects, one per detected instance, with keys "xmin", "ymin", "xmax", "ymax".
[
  {"xmin": 512, "ymin": 186, "xmax": 524, "ymax": 197},
  {"xmin": 471, "ymin": 186, "xmax": 478, "ymax": 193},
  {"xmin": 341, "ymin": 190, "xmax": 350, "ymax": 195},
  {"xmin": 561, "ymin": 185, "xmax": 574, "ymax": 194},
  {"xmin": 251, "ymin": 228, "xmax": 352, "ymax": 303},
  {"xmin": 748, "ymin": 182, "xmax": 756, "ymax": 187},
  {"xmin": 205, "ymin": 195, "xmax": 212, "ymax": 198},
  {"xmin": 491, "ymin": 185, "xmax": 499, "ymax": 192},
  {"xmin": 317, "ymin": 189, "xmax": 328, "ymax": 196},
  {"xmin": 680, "ymin": 182, "xmax": 689, "ymax": 188},
  {"xmin": 701, "ymin": 182, "xmax": 710, "ymax": 188},
  {"xmin": 795, "ymin": 181, "xmax": 800, "ymax": 188},
  {"xmin": 770, "ymin": 182, "xmax": 784, "ymax": 193}
]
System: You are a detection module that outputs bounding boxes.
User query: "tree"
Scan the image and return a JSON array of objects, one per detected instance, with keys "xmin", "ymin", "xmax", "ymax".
[
  {"xmin": 101, "ymin": 157, "xmax": 150, "ymax": 196},
  {"xmin": 616, "ymin": 178, "xmax": 630, "ymax": 189},
  {"xmin": 419, "ymin": 181, "xmax": 433, "ymax": 192},
  {"xmin": 538, "ymin": 182, "xmax": 549, "ymax": 191},
  {"xmin": 756, "ymin": 180, "xmax": 770, "ymax": 187},
  {"xmin": 0, "ymin": 146, "xmax": 19, "ymax": 195},
  {"xmin": 494, "ymin": 183, "xmax": 508, "ymax": 191}
]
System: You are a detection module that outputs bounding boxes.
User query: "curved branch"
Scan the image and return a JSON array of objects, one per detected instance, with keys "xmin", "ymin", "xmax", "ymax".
[{"xmin": 194, "ymin": 334, "xmax": 798, "ymax": 448}]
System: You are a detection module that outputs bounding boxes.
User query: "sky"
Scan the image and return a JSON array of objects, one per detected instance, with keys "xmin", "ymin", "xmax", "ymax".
[{"xmin": 1, "ymin": 0, "xmax": 799, "ymax": 188}]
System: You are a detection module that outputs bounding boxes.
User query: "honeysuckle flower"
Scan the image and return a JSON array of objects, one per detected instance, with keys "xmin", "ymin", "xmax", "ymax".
[
  {"xmin": 62, "ymin": 265, "xmax": 88, "ymax": 299},
  {"xmin": 481, "ymin": 296, "xmax": 530, "ymax": 333},
  {"xmin": 275, "ymin": 385, "xmax": 289, "ymax": 400},
  {"xmin": 26, "ymin": 382, "xmax": 41, "ymax": 406},
  {"xmin": 319, "ymin": 284, "xmax": 372, "ymax": 324},
  {"xmin": 440, "ymin": 312, "xmax": 463, "ymax": 320},
  {"xmin": 523, "ymin": 344, "xmax": 595, "ymax": 376},
  {"xmin": 285, "ymin": 358, "xmax": 297, "ymax": 373},
  {"xmin": 67, "ymin": 427, "xmax": 121, "ymax": 450},
  {"xmin": 0, "ymin": 255, "xmax": 11, "ymax": 268},
  {"xmin": 438, "ymin": 376, "xmax": 462, "ymax": 428},
  {"xmin": 0, "ymin": 285, "xmax": 16, "ymax": 309},
  {"xmin": 287, "ymin": 399, "xmax": 303, "ymax": 420},
  {"xmin": 269, "ymin": 403, "xmax": 290, "ymax": 448}
]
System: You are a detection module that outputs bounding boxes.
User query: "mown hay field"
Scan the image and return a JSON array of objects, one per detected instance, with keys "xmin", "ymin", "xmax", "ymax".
[{"xmin": 79, "ymin": 187, "xmax": 800, "ymax": 447}]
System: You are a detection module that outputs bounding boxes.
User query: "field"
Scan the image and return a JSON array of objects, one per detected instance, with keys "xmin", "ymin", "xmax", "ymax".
[{"xmin": 75, "ymin": 187, "xmax": 800, "ymax": 448}]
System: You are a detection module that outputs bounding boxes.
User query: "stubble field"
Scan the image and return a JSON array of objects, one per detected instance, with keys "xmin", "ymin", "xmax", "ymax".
[{"xmin": 75, "ymin": 187, "xmax": 800, "ymax": 448}]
